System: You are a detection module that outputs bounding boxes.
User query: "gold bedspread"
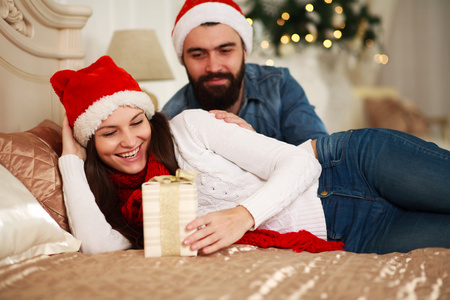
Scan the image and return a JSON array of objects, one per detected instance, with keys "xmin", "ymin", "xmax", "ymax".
[{"xmin": 1, "ymin": 245, "xmax": 449, "ymax": 299}]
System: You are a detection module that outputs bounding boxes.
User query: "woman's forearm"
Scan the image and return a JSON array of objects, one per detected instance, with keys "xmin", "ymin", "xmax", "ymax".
[{"xmin": 58, "ymin": 154, "xmax": 132, "ymax": 254}]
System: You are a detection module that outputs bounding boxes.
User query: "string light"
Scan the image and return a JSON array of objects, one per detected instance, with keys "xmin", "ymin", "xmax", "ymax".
[
  {"xmin": 281, "ymin": 12, "xmax": 290, "ymax": 20},
  {"xmin": 305, "ymin": 34, "xmax": 314, "ymax": 43},
  {"xmin": 324, "ymin": 0, "xmax": 332, "ymax": 3},
  {"xmin": 335, "ymin": 6, "xmax": 343, "ymax": 14},
  {"xmin": 291, "ymin": 34, "xmax": 300, "ymax": 43},
  {"xmin": 246, "ymin": 18, "xmax": 253, "ymax": 26},
  {"xmin": 365, "ymin": 39, "xmax": 374, "ymax": 47},
  {"xmin": 266, "ymin": 59, "xmax": 274, "ymax": 66},
  {"xmin": 374, "ymin": 54, "xmax": 389, "ymax": 65},
  {"xmin": 280, "ymin": 35, "xmax": 290, "ymax": 44},
  {"xmin": 333, "ymin": 30, "xmax": 342, "ymax": 39},
  {"xmin": 323, "ymin": 39, "xmax": 332, "ymax": 48},
  {"xmin": 305, "ymin": 4, "xmax": 314, "ymax": 12},
  {"xmin": 277, "ymin": 19, "xmax": 285, "ymax": 26},
  {"xmin": 261, "ymin": 40, "xmax": 270, "ymax": 49}
]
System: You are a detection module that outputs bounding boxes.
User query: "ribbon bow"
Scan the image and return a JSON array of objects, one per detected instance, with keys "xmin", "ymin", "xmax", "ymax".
[{"xmin": 150, "ymin": 169, "xmax": 198, "ymax": 184}]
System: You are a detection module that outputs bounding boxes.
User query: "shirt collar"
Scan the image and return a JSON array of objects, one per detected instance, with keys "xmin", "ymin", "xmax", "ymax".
[{"xmin": 242, "ymin": 65, "xmax": 267, "ymax": 105}]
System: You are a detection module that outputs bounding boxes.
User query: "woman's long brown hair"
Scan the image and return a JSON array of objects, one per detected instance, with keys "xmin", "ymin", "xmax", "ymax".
[{"xmin": 84, "ymin": 112, "xmax": 178, "ymax": 248}]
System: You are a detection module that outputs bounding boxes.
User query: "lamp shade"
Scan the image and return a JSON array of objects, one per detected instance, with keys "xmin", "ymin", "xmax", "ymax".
[{"xmin": 106, "ymin": 29, "xmax": 174, "ymax": 81}]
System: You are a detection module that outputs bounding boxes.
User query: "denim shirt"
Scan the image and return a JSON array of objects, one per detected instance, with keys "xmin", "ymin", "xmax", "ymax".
[{"xmin": 162, "ymin": 63, "xmax": 328, "ymax": 145}]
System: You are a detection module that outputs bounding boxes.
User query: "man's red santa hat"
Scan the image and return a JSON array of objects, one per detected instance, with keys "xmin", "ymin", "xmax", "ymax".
[{"xmin": 172, "ymin": 0, "xmax": 253, "ymax": 64}]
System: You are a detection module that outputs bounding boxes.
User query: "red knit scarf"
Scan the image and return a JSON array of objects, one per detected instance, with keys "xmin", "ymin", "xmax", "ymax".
[
  {"xmin": 108, "ymin": 155, "xmax": 344, "ymax": 253},
  {"xmin": 108, "ymin": 153, "xmax": 170, "ymax": 228},
  {"xmin": 235, "ymin": 229, "xmax": 344, "ymax": 253}
]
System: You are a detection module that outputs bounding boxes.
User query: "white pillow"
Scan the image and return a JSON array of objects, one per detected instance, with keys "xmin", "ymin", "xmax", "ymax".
[{"xmin": 0, "ymin": 164, "xmax": 81, "ymax": 266}]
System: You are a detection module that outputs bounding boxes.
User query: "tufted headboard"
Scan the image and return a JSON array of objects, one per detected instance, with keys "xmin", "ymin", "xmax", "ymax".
[{"xmin": 0, "ymin": 0, "xmax": 91, "ymax": 133}]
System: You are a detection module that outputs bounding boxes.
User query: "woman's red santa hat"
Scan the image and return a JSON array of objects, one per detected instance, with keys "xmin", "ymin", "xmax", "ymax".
[
  {"xmin": 50, "ymin": 55, "xmax": 155, "ymax": 147},
  {"xmin": 172, "ymin": 0, "xmax": 253, "ymax": 64}
]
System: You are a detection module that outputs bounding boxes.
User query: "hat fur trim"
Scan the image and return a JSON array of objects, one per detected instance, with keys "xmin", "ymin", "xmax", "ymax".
[{"xmin": 73, "ymin": 90, "xmax": 154, "ymax": 147}]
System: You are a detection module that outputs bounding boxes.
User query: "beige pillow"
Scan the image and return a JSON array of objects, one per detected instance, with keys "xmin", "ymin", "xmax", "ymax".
[
  {"xmin": 365, "ymin": 98, "xmax": 429, "ymax": 136},
  {"xmin": 0, "ymin": 120, "xmax": 69, "ymax": 232}
]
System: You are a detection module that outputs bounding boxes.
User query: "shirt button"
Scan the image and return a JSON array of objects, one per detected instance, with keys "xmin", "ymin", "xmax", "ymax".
[{"xmin": 320, "ymin": 191, "xmax": 328, "ymax": 196}]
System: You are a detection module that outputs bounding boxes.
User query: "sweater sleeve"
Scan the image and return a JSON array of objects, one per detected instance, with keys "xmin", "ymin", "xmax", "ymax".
[
  {"xmin": 58, "ymin": 154, "xmax": 132, "ymax": 254},
  {"xmin": 170, "ymin": 110, "xmax": 322, "ymax": 229}
]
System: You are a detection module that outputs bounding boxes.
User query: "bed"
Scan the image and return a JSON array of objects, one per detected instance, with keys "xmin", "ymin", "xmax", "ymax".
[{"xmin": 1, "ymin": 1, "xmax": 449, "ymax": 299}]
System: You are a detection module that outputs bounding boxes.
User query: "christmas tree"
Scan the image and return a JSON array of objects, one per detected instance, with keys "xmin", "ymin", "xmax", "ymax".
[{"xmin": 245, "ymin": 0, "xmax": 381, "ymax": 55}]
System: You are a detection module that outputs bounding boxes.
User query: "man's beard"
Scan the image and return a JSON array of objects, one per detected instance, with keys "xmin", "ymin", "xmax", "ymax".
[{"xmin": 188, "ymin": 59, "xmax": 245, "ymax": 111}]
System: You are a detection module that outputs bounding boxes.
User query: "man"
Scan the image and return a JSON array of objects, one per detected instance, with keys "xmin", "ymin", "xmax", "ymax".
[{"xmin": 163, "ymin": 0, "xmax": 328, "ymax": 145}]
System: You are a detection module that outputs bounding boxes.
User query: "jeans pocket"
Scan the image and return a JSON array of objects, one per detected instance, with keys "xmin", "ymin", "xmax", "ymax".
[{"xmin": 321, "ymin": 194, "xmax": 393, "ymax": 252}]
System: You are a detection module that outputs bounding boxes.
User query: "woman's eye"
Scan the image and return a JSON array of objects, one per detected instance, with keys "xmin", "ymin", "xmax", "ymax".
[
  {"xmin": 132, "ymin": 120, "xmax": 143, "ymax": 126},
  {"xmin": 102, "ymin": 131, "xmax": 116, "ymax": 137}
]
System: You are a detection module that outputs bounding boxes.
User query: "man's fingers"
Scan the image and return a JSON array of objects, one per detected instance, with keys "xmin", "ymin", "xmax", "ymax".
[{"xmin": 210, "ymin": 110, "xmax": 256, "ymax": 132}]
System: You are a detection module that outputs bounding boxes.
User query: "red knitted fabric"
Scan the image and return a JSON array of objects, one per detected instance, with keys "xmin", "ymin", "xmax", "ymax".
[
  {"xmin": 235, "ymin": 229, "xmax": 344, "ymax": 253},
  {"xmin": 174, "ymin": 0, "xmax": 244, "ymax": 26},
  {"xmin": 108, "ymin": 153, "xmax": 170, "ymax": 227}
]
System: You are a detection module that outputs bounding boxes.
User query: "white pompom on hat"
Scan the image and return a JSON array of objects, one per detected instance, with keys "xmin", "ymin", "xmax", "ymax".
[
  {"xmin": 50, "ymin": 55, "xmax": 155, "ymax": 147},
  {"xmin": 172, "ymin": 0, "xmax": 253, "ymax": 64}
]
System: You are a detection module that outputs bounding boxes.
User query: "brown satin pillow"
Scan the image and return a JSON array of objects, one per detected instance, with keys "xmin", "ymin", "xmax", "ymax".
[{"xmin": 0, "ymin": 120, "xmax": 69, "ymax": 232}]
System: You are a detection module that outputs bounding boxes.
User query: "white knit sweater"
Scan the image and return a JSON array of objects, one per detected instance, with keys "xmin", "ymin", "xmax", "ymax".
[{"xmin": 59, "ymin": 109, "xmax": 326, "ymax": 254}]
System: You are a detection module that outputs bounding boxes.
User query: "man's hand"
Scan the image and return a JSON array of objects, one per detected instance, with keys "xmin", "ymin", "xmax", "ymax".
[
  {"xmin": 183, "ymin": 206, "xmax": 255, "ymax": 254},
  {"xmin": 61, "ymin": 115, "xmax": 86, "ymax": 161},
  {"xmin": 210, "ymin": 110, "xmax": 255, "ymax": 132}
]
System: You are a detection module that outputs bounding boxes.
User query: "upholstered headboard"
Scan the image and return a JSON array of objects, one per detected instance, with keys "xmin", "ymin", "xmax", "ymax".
[
  {"xmin": 0, "ymin": 0, "xmax": 91, "ymax": 133},
  {"xmin": 0, "ymin": 0, "xmax": 92, "ymax": 265}
]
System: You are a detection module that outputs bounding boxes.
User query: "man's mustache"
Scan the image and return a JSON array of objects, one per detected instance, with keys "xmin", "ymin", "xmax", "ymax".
[{"xmin": 199, "ymin": 72, "xmax": 233, "ymax": 82}]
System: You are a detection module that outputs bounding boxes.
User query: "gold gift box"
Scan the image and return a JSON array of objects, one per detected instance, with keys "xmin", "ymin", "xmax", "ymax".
[{"xmin": 142, "ymin": 169, "xmax": 198, "ymax": 257}]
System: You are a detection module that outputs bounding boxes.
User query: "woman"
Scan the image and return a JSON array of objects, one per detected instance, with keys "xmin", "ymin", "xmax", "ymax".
[{"xmin": 53, "ymin": 56, "xmax": 450, "ymax": 255}]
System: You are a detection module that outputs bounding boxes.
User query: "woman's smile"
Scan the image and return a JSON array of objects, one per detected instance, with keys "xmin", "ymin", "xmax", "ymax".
[
  {"xmin": 117, "ymin": 146, "xmax": 140, "ymax": 159},
  {"xmin": 94, "ymin": 106, "xmax": 152, "ymax": 174}
]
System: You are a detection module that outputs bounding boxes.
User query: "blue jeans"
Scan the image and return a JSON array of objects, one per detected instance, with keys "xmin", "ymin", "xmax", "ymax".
[{"xmin": 316, "ymin": 128, "xmax": 450, "ymax": 254}]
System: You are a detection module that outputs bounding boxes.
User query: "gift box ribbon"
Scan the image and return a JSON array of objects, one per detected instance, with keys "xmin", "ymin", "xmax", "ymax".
[{"xmin": 149, "ymin": 169, "xmax": 197, "ymax": 256}]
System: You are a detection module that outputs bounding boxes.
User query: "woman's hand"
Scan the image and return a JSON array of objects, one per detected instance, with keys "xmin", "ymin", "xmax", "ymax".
[
  {"xmin": 210, "ymin": 110, "xmax": 255, "ymax": 132},
  {"xmin": 183, "ymin": 206, "xmax": 255, "ymax": 254},
  {"xmin": 61, "ymin": 115, "xmax": 86, "ymax": 161}
]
